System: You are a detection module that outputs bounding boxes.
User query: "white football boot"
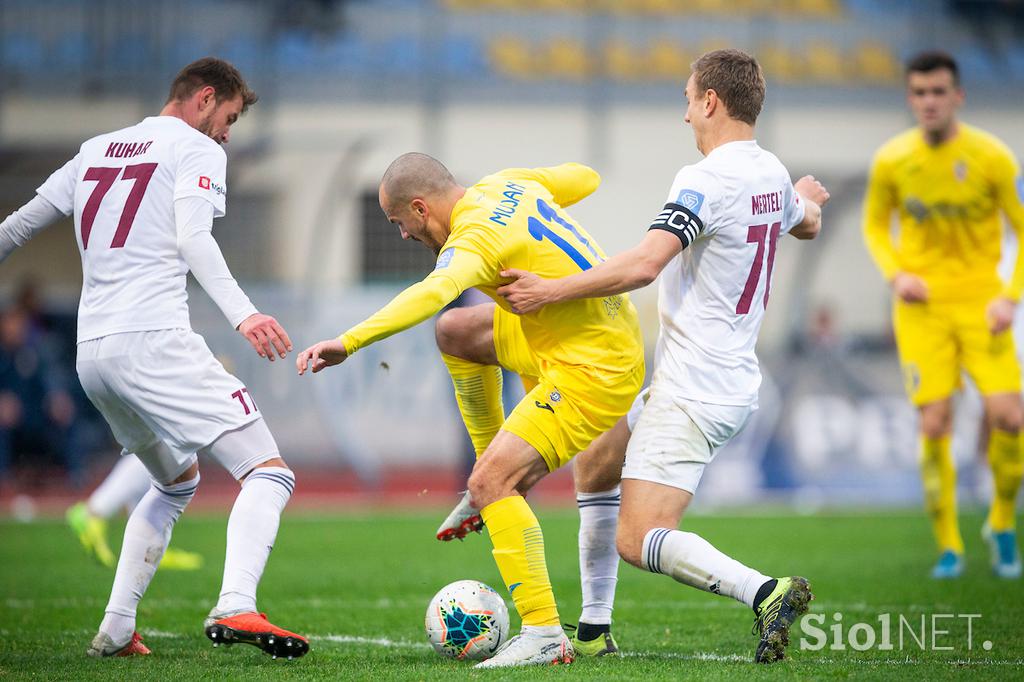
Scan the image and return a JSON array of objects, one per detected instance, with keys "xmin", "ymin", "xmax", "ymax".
[
  {"xmin": 86, "ymin": 630, "xmax": 151, "ymax": 657},
  {"xmin": 436, "ymin": 490, "xmax": 484, "ymax": 541},
  {"xmin": 474, "ymin": 626, "xmax": 574, "ymax": 668}
]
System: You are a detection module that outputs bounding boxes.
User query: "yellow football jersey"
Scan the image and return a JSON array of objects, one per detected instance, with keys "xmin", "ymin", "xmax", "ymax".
[
  {"xmin": 340, "ymin": 164, "xmax": 644, "ymax": 383},
  {"xmin": 863, "ymin": 123, "xmax": 1024, "ymax": 302}
]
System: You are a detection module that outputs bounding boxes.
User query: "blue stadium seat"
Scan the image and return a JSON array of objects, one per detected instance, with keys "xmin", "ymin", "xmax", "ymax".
[
  {"xmin": 51, "ymin": 31, "xmax": 93, "ymax": 71},
  {"xmin": 110, "ymin": 33, "xmax": 152, "ymax": 66},
  {"xmin": 171, "ymin": 34, "xmax": 217, "ymax": 66},
  {"xmin": 375, "ymin": 35, "xmax": 424, "ymax": 75},
  {"xmin": 1, "ymin": 34, "xmax": 45, "ymax": 72},
  {"xmin": 320, "ymin": 34, "xmax": 373, "ymax": 75},
  {"xmin": 442, "ymin": 36, "xmax": 487, "ymax": 76},
  {"xmin": 274, "ymin": 30, "xmax": 318, "ymax": 71},
  {"xmin": 1006, "ymin": 46, "xmax": 1024, "ymax": 83},
  {"xmin": 956, "ymin": 43, "xmax": 1004, "ymax": 87},
  {"xmin": 221, "ymin": 36, "xmax": 262, "ymax": 73}
]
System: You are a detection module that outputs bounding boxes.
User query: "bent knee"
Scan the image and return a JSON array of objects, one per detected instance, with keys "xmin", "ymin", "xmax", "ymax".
[
  {"xmin": 990, "ymin": 410, "xmax": 1024, "ymax": 433},
  {"xmin": 616, "ymin": 528, "xmax": 647, "ymax": 569},
  {"xmin": 919, "ymin": 406, "xmax": 953, "ymax": 439},
  {"xmin": 435, "ymin": 308, "xmax": 473, "ymax": 357}
]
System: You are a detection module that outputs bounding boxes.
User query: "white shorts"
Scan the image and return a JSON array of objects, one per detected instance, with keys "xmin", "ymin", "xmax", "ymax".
[
  {"xmin": 77, "ymin": 329, "xmax": 269, "ymax": 480},
  {"xmin": 622, "ymin": 388, "xmax": 755, "ymax": 493}
]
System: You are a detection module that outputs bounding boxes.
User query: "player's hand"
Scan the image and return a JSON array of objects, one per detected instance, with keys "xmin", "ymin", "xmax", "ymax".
[
  {"xmin": 892, "ymin": 272, "xmax": 929, "ymax": 303},
  {"xmin": 238, "ymin": 312, "xmax": 293, "ymax": 361},
  {"xmin": 497, "ymin": 269, "xmax": 556, "ymax": 314},
  {"xmin": 795, "ymin": 175, "xmax": 830, "ymax": 207},
  {"xmin": 296, "ymin": 339, "xmax": 349, "ymax": 375},
  {"xmin": 987, "ymin": 296, "xmax": 1017, "ymax": 334}
]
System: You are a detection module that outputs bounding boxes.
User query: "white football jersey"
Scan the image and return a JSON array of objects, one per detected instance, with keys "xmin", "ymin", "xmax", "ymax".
[
  {"xmin": 648, "ymin": 140, "xmax": 805, "ymax": 406},
  {"xmin": 36, "ymin": 116, "xmax": 228, "ymax": 342}
]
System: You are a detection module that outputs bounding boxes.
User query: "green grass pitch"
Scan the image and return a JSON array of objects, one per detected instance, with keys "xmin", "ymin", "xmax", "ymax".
[{"xmin": 1, "ymin": 508, "xmax": 1022, "ymax": 680}]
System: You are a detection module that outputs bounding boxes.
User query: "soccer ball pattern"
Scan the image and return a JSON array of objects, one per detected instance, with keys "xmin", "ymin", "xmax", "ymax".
[{"xmin": 425, "ymin": 580, "xmax": 510, "ymax": 661}]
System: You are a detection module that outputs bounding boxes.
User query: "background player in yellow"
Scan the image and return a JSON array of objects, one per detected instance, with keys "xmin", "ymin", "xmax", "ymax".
[
  {"xmin": 863, "ymin": 51, "xmax": 1024, "ymax": 579},
  {"xmin": 296, "ymin": 153, "xmax": 644, "ymax": 667}
]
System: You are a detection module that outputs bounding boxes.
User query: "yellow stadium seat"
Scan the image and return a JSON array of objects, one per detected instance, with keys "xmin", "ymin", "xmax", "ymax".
[
  {"xmin": 794, "ymin": 0, "xmax": 843, "ymax": 16},
  {"xmin": 805, "ymin": 41, "xmax": 847, "ymax": 84},
  {"xmin": 649, "ymin": 40, "xmax": 692, "ymax": 82},
  {"xmin": 854, "ymin": 41, "xmax": 901, "ymax": 84},
  {"xmin": 757, "ymin": 44, "xmax": 806, "ymax": 83},
  {"xmin": 604, "ymin": 40, "xmax": 644, "ymax": 81},
  {"xmin": 544, "ymin": 38, "xmax": 592, "ymax": 80},
  {"xmin": 690, "ymin": 0, "xmax": 732, "ymax": 14},
  {"xmin": 489, "ymin": 37, "xmax": 537, "ymax": 79}
]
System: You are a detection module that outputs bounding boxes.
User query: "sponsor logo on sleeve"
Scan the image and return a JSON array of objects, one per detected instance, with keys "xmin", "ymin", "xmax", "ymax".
[
  {"xmin": 435, "ymin": 247, "xmax": 455, "ymax": 269},
  {"xmin": 676, "ymin": 188, "xmax": 705, "ymax": 214},
  {"xmin": 198, "ymin": 176, "xmax": 227, "ymax": 197}
]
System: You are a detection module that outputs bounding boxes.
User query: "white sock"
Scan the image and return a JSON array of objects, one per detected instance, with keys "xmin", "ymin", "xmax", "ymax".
[
  {"xmin": 215, "ymin": 467, "xmax": 295, "ymax": 614},
  {"xmin": 642, "ymin": 528, "xmax": 770, "ymax": 608},
  {"xmin": 88, "ymin": 454, "xmax": 153, "ymax": 518},
  {"xmin": 576, "ymin": 486, "xmax": 620, "ymax": 625},
  {"xmin": 522, "ymin": 624, "xmax": 563, "ymax": 637},
  {"xmin": 100, "ymin": 474, "xmax": 199, "ymax": 643}
]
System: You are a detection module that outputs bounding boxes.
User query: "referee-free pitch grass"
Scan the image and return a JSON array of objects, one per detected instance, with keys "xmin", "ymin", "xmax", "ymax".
[{"xmin": 1, "ymin": 508, "xmax": 1022, "ymax": 680}]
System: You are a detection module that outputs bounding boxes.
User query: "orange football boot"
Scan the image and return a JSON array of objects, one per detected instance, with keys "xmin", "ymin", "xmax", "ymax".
[{"xmin": 205, "ymin": 612, "xmax": 309, "ymax": 659}]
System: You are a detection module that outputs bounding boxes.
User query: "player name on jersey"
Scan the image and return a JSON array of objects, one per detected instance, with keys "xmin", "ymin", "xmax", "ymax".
[
  {"xmin": 751, "ymin": 190, "xmax": 783, "ymax": 216},
  {"xmin": 104, "ymin": 141, "xmax": 154, "ymax": 158},
  {"xmin": 488, "ymin": 181, "xmax": 526, "ymax": 227}
]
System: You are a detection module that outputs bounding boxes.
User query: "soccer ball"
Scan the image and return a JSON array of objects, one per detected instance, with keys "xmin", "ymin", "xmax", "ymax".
[{"xmin": 425, "ymin": 580, "xmax": 510, "ymax": 660}]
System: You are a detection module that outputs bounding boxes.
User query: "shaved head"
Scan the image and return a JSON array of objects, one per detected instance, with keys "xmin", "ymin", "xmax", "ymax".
[{"xmin": 379, "ymin": 152, "xmax": 457, "ymax": 210}]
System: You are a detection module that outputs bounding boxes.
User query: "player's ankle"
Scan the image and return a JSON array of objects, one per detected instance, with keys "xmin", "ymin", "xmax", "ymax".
[
  {"xmin": 99, "ymin": 611, "xmax": 136, "ymax": 646},
  {"xmin": 522, "ymin": 624, "xmax": 562, "ymax": 637},
  {"xmin": 576, "ymin": 621, "xmax": 611, "ymax": 642},
  {"xmin": 752, "ymin": 578, "xmax": 778, "ymax": 612}
]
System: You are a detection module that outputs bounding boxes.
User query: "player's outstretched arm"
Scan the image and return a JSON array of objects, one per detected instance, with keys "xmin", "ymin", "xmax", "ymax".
[
  {"xmin": 789, "ymin": 175, "xmax": 829, "ymax": 240},
  {"xmin": 498, "ymin": 229, "xmax": 680, "ymax": 314},
  {"xmin": 0, "ymin": 195, "xmax": 66, "ymax": 263},
  {"xmin": 296, "ymin": 338, "xmax": 349, "ymax": 375}
]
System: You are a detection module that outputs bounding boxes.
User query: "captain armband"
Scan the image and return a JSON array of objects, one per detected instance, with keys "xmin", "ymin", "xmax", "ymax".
[{"xmin": 648, "ymin": 202, "xmax": 704, "ymax": 248}]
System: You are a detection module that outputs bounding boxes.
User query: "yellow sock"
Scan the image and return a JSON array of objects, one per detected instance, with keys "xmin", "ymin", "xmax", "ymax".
[
  {"xmin": 441, "ymin": 353, "xmax": 504, "ymax": 457},
  {"xmin": 481, "ymin": 496, "xmax": 559, "ymax": 627},
  {"xmin": 920, "ymin": 435, "xmax": 963, "ymax": 554},
  {"xmin": 987, "ymin": 429, "xmax": 1023, "ymax": 532}
]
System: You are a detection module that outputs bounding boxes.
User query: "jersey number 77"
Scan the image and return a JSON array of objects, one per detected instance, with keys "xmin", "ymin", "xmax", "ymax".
[{"xmin": 80, "ymin": 163, "xmax": 159, "ymax": 249}]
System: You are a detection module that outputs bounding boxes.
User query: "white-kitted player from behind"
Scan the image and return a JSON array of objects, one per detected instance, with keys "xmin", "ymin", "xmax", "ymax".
[
  {"xmin": 0, "ymin": 57, "xmax": 308, "ymax": 659},
  {"xmin": 499, "ymin": 48, "xmax": 830, "ymax": 664}
]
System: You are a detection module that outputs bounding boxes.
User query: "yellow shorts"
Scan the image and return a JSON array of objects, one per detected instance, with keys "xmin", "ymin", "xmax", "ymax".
[
  {"xmin": 493, "ymin": 306, "xmax": 644, "ymax": 472},
  {"xmin": 893, "ymin": 299, "xmax": 1021, "ymax": 405}
]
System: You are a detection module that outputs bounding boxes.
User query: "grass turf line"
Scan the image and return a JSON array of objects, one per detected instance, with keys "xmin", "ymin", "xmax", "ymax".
[{"xmin": 1, "ymin": 509, "xmax": 1022, "ymax": 680}]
